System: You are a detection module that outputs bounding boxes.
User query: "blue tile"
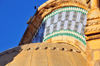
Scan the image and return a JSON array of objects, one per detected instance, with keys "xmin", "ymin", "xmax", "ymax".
[{"xmin": 32, "ymin": 23, "xmax": 45, "ymax": 43}]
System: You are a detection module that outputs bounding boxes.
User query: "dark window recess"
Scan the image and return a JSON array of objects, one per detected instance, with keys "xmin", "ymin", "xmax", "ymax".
[
  {"xmin": 98, "ymin": 0, "xmax": 100, "ymax": 9},
  {"xmin": 86, "ymin": 32, "xmax": 100, "ymax": 36},
  {"xmin": 32, "ymin": 23, "xmax": 45, "ymax": 43},
  {"xmin": 50, "ymin": 5, "xmax": 55, "ymax": 7},
  {"xmin": 87, "ymin": 0, "xmax": 90, "ymax": 4},
  {"xmin": 44, "ymin": 7, "xmax": 49, "ymax": 9}
]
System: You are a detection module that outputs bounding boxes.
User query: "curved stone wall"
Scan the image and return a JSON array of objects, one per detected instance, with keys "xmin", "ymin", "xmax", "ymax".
[{"xmin": 0, "ymin": 43, "xmax": 87, "ymax": 66}]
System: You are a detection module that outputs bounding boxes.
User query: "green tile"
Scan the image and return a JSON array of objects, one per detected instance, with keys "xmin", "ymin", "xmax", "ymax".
[{"xmin": 43, "ymin": 29, "xmax": 86, "ymax": 45}]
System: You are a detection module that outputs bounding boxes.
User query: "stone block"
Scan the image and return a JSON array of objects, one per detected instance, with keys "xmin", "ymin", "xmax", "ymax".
[
  {"xmin": 87, "ymin": 39, "xmax": 100, "ymax": 50},
  {"xmin": 93, "ymin": 51, "xmax": 100, "ymax": 61},
  {"xmin": 87, "ymin": 61, "xmax": 94, "ymax": 66}
]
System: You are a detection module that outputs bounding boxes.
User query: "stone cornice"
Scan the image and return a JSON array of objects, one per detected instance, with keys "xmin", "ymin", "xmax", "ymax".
[
  {"xmin": 38, "ymin": 0, "xmax": 88, "ymax": 11},
  {"xmin": 38, "ymin": 0, "xmax": 88, "ymax": 19},
  {"xmin": 86, "ymin": 34, "xmax": 100, "ymax": 41},
  {"xmin": 85, "ymin": 24, "xmax": 100, "ymax": 35},
  {"xmin": 86, "ymin": 19, "xmax": 100, "ymax": 27},
  {"xmin": 87, "ymin": 9, "xmax": 100, "ymax": 20}
]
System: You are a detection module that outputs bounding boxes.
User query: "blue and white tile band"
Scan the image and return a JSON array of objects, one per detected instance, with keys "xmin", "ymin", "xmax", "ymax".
[
  {"xmin": 43, "ymin": 6, "xmax": 87, "ymax": 45},
  {"xmin": 43, "ymin": 30, "xmax": 86, "ymax": 45},
  {"xmin": 43, "ymin": 7, "xmax": 88, "ymax": 22},
  {"xmin": 32, "ymin": 6, "xmax": 87, "ymax": 45}
]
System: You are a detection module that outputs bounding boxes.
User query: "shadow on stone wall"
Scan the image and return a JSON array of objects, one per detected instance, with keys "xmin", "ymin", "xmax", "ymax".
[{"xmin": 0, "ymin": 46, "xmax": 22, "ymax": 66}]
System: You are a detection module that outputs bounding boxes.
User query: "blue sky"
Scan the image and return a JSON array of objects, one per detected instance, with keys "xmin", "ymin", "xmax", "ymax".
[{"xmin": 0, "ymin": 0, "xmax": 47, "ymax": 52}]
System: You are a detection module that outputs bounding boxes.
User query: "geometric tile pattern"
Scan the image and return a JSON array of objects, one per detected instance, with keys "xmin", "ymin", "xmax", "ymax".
[
  {"xmin": 44, "ymin": 12, "xmax": 87, "ymax": 36},
  {"xmin": 43, "ymin": 30, "xmax": 86, "ymax": 45},
  {"xmin": 43, "ymin": 7, "xmax": 87, "ymax": 45},
  {"xmin": 43, "ymin": 7, "xmax": 88, "ymax": 22}
]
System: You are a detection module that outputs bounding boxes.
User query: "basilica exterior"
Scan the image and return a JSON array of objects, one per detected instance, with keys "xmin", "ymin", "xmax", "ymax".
[{"xmin": 0, "ymin": 0, "xmax": 100, "ymax": 66}]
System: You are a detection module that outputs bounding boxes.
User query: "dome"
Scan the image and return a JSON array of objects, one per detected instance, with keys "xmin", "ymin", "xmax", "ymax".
[{"xmin": 0, "ymin": 43, "xmax": 87, "ymax": 66}]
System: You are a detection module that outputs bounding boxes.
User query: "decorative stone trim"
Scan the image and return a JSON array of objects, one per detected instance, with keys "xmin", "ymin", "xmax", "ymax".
[
  {"xmin": 86, "ymin": 21, "xmax": 100, "ymax": 26},
  {"xmin": 87, "ymin": 16, "xmax": 100, "ymax": 21},
  {"xmin": 43, "ymin": 30, "xmax": 86, "ymax": 45},
  {"xmin": 35, "ymin": 47, "xmax": 81, "ymax": 53},
  {"xmin": 38, "ymin": 0, "xmax": 88, "ymax": 11},
  {"xmin": 0, "ymin": 43, "xmax": 81, "ymax": 58},
  {"xmin": 85, "ymin": 27, "xmax": 100, "ymax": 33}
]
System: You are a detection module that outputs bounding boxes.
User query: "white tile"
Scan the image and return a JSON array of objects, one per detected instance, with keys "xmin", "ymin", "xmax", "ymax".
[
  {"xmin": 77, "ymin": 23, "xmax": 82, "ymax": 33},
  {"xmin": 61, "ymin": 12, "xmax": 66, "ymax": 21},
  {"xmin": 50, "ymin": 24, "xmax": 54, "ymax": 33},
  {"xmin": 69, "ymin": 11, "xmax": 74, "ymax": 20},
  {"xmin": 54, "ymin": 14, "xmax": 58, "ymax": 23},
  {"xmin": 57, "ymin": 21, "xmax": 61, "ymax": 30},
  {"xmin": 70, "ymin": 21, "xmax": 75, "ymax": 30},
  {"xmin": 46, "ymin": 17, "xmax": 51, "ymax": 27},
  {"xmin": 64, "ymin": 20, "xmax": 68, "ymax": 29},
  {"xmin": 83, "ymin": 15, "xmax": 87, "ymax": 25},
  {"xmin": 76, "ymin": 12, "xmax": 81, "ymax": 22},
  {"xmin": 43, "ymin": 28, "xmax": 47, "ymax": 37}
]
